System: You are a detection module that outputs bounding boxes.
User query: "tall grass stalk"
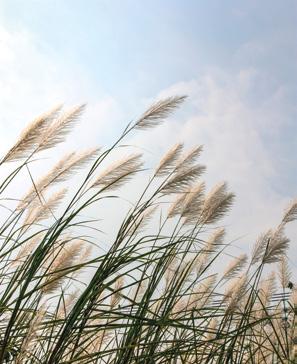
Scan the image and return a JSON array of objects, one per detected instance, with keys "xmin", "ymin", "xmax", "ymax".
[{"xmin": 0, "ymin": 98, "xmax": 295, "ymax": 363}]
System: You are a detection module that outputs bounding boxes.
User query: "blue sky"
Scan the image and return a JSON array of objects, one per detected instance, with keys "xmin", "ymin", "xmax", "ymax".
[
  {"xmin": 0, "ymin": 1, "xmax": 296, "ymax": 270},
  {"xmin": 2, "ymin": 0, "xmax": 296, "ymax": 100}
]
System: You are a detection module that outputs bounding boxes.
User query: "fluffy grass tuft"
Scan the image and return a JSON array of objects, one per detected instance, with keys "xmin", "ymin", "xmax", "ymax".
[{"xmin": 0, "ymin": 97, "xmax": 295, "ymax": 363}]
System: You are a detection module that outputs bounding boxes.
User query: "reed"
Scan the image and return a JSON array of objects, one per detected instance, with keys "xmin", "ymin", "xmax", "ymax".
[{"xmin": 0, "ymin": 96, "xmax": 295, "ymax": 363}]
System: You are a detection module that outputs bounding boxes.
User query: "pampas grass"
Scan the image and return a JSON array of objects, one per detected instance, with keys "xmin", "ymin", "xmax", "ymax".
[
  {"xmin": 0, "ymin": 97, "xmax": 295, "ymax": 363},
  {"xmin": 155, "ymin": 143, "xmax": 184, "ymax": 177},
  {"xmin": 2, "ymin": 104, "xmax": 63, "ymax": 163},
  {"xmin": 91, "ymin": 153, "xmax": 143, "ymax": 191},
  {"xmin": 135, "ymin": 96, "xmax": 186, "ymax": 130}
]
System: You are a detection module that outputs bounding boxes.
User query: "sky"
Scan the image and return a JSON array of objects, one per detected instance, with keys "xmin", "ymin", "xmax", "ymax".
[{"xmin": 0, "ymin": 1, "xmax": 296, "ymax": 273}]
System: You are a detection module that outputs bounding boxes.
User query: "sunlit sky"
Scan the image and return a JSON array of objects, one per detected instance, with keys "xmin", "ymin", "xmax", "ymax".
[{"xmin": 0, "ymin": 1, "xmax": 296, "ymax": 272}]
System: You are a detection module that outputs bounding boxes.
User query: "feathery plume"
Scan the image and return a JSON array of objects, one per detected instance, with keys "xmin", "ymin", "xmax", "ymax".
[
  {"xmin": 161, "ymin": 165, "xmax": 206, "ymax": 194},
  {"xmin": 84, "ymin": 318, "xmax": 113, "ymax": 354},
  {"xmin": 91, "ymin": 153, "xmax": 143, "ymax": 191},
  {"xmin": 206, "ymin": 318, "xmax": 218, "ymax": 341},
  {"xmin": 222, "ymin": 254, "xmax": 248, "ymax": 280},
  {"xmin": 282, "ymin": 199, "xmax": 297, "ymax": 224},
  {"xmin": 57, "ymin": 291, "xmax": 79, "ymax": 319},
  {"xmin": 43, "ymin": 240, "xmax": 83, "ymax": 294},
  {"xmin": 188, "ymin": 274, "xmax": 217, "ymax": 310},
  {"xmin": 182, "ymin": 182, "xmax": 205, "ymax": 224},
  {"xmin": 24, "ymin": 188, "xmax": 67, "ymax": 226},
  {"xmin": 15, "ymin": 304, "xmax": 46, "ymax": 363},
  {"xmin": 135, "ymin": 95, "xmax": 186, "ymax": 130},
  {"xmin": 263, "ymin": 225, "xmax": 290, "ymax": 263},
  {"xmin": 205, "ymin": 228, "xmax": 225, "ymax": 254},
  {"xmin": 79, "ymin": 244, "xmax": 93, "ymax": 264},
  {"xmin": 224, "ymin": 274, "xmax": 248, "ymax": 311},
  {"xmin": 188, "ymin": 230, "xmax": 223, "ymax": 275},
  {"xmin": 200, "ymin": 182, "xmax": 235, "ymax": 225},
  {"xmin": 164, "ymin": 257, "xmax": 179, "ymax": 288},
  {"xmin": 2, "ymin": 104, "xmax": 62, "ymax": 163},
  {"xmin": 18, "ymin": 148, "xmax": 98, "ymax": 209},
  {"xmin": 263, "ymin": 227, "xmax": 290, "ymax": 264},
  {"xmin": 70, "ymin": 244, "xmax": 93, "ymax": 282},
  {"xmin": 193, "ymin": 252, "xmax": 209, "ymax": 276},
  {"xmin": 127, "ymin": 205, "xmax": 157, "ymax": 237},
  {"xmin": 13, "ymin": 232, "xmax": 45, "ymax": 266},
  {"xmin": 189, "ymin": 230, "xmax": 224, "ymax": 276},
  {"xmin": 155, "ymin": 143, "xmax": 184, "ymax": 177},
  {"xmin": 278, "ymin": 256, "xmax": 291, "ymax": 289},
  {"xmin": 251, "ymin": 230, "xmax": 271, "ymax": 265},
  {"xmin": 175, "ymin": 145, "xmax": 203, "ymax": 172},
  {"xmin": 110, "ymin": 276, "xmax": 124, "ymax": 308},
  {"xmin": 37, "ymin": 104, "xmax": 86, "ymax": 152},
  {"xmin": 252, "ymin": 225, "xmax": 290, "ymax": 265},
  {"xmin": 257, "ymin": 272, "xmax": 276, "ymax": 314},
  {"xmin": 167, "ymin": 192, "xmax": 187, "ymax": 218},
  {"xmin": 18, "ymin": 152, "xmax": 74, "ymax": 209},
  {"xmin": 172, "ymin": 295, "xmax": 188, "ymax": 316}
]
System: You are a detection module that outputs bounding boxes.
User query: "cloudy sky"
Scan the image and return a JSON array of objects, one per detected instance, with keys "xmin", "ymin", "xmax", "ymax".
[{"xmin": 0, "ymin": 1, "xmax": 296, "ymax": 272}]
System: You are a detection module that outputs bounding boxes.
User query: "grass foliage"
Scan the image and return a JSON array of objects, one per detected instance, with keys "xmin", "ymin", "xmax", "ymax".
[{"xmin": 0, "ymin": 97, "xmax": 296, "ymax": 363}]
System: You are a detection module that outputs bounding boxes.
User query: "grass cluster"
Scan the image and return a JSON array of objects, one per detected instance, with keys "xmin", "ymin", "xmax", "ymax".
[{"xmin": 0, "ymin": 97, "xmax": 296, "ymax": 363}]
